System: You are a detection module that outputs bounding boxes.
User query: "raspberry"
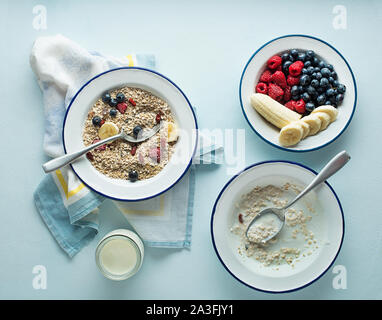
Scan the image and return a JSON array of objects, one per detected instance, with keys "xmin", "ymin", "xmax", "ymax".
[
  {"xmin": 295, "ymin": 99, "xmax": 306, "ymax": 114},
  {"xmin": 287, "ymin": 75, "xmax": 300, "ymax": 86},
  {"xmin": 156, "ymin": 113, "xmax": 162, "ymax": 123},
  {"xmin": 149, "ymin": 147, "xmax": 161, "ymax": 163},
  {"xmin": 270, "ymin": 71, "xmax": 287, "ymax": 89},
  {"xmin": 285, "ymin": 100, "xmax": 296, "ymax": 111},
  {"xmin": 129, "ymin": 98, "xmax": 137, "ymax": 106},
  {"xmin": 259, "ymin": 70, "xmax": 272, "ymax": 83},
  {"xmin": 117, "ymin": 102, "xmax": 127, "ymax": 114},
  {"xmin": 86, "ymin": 152, "xmax": 94, "ymax": 161},
  {"xmin": 268, "ymin": 83, "xmax": 284, "ymax": 102},
  {"xmin": 267, "ymin": 55, "xmax": 282, "ymax": 70},
  {"xmin": 131, "ymin": 145, "xmax": 137, "ymax": 156},
  {"xmin": 289, "ymin": 61, "xmax": 304, "ymax": 76},
  {"xmin": 255, "ymin": 82, "xmax": 268, "ymax": 94},
  {"xmin": 284, "ymin": 86, "xmax": 291, "ymax": 101},
  {"xmin": 92, "ymin": 139, "xmax": 106, "ymax": 151}
]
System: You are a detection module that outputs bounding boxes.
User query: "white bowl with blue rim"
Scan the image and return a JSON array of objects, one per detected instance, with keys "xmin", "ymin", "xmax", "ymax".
[
  {"xmin": 211, "ymin": 160, "xmax": 344, "ymax": 293},
  {"xmin": 63, "ymin": 67, "xmax": 198, "ymax": 201},
  {"xmin": 239, "ymin": 34, "xmax": 357, "ymax": 152}
]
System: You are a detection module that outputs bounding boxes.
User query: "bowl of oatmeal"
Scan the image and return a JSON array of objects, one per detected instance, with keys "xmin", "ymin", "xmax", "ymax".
[
  {"xmin": 211, "ymin": 160, "xmax": 344, "ymax": 293},
  {"xmin": 239, "ymin": 34, "xmax": 357, "ymax": 152},
  {"xmin": 63, "ymin": 67, "xmax": 198, "ymax": 201}
]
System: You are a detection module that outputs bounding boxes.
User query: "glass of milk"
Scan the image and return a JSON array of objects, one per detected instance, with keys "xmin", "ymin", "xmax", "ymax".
[{"xmin": 95, "ymin": 229, "xmax": 144, "ymax": 280}]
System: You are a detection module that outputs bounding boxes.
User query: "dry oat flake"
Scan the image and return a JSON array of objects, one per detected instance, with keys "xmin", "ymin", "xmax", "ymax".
[{"xmin": 82, "ymin": 86, "xmax": 178, "ymax": 181}]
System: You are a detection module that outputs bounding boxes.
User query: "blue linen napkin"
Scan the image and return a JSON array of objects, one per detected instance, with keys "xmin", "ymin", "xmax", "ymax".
[{"xmin": 31, "ymin": 35, "xmax": 222, "ymax": 257}]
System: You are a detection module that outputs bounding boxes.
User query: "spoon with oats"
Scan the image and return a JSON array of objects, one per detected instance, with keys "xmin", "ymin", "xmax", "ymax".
[
  {"xmin": 42, "ymin": 122, "xmax": 161, "ymax": 173},
  {"xmin": 245, "ymin": 150, "xmax": 351, "ymax": 244}
]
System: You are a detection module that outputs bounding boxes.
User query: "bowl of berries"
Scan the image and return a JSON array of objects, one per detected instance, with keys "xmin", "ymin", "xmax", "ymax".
[{"xmin": 239, "ymin": 35, "xmax": 356, "ymax": 151}]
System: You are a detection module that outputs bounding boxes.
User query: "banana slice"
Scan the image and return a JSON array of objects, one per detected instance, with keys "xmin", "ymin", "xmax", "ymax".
[
  {"xmin": 279, "ymin": 122, "xmax": 304, "ymax": 147},
  {"xmin": 311, "ymin": 105, "xmax": 338, "ymax": 122},
  {"xmin": 299, "ymin": 120, "xmax": 311, "ymax": 139},
  {"xmin": 302, "ymin": 114, "xmax": 322, "ymax": 136},
  {"xmin": 167, "ymin": 122, "xmax": 179, "ymax": 142},
  {"xmin": 315, "ymin": 112, "xmax": 332, "ymax": 131},
  {"xmin": 98, "ymin": 122, "xmax": 119, "ymax": 140},
  {"xmin": 250, "ymin": 93, "xmax": 301, "ymax": 129}
]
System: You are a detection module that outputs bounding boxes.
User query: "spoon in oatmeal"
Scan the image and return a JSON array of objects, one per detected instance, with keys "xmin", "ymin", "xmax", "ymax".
[
  {"xmin": 245, "ymin": 150, "xmax": 351, "ymax": 244},
  {"xmin": 42, "ymin": 123, "xmax": 161, "ymax": 173}
]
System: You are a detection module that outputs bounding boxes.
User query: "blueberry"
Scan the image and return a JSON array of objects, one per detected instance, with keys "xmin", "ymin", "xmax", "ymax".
[
  {"xmin": 109, "ymin": 108, "xmax": 118, "ymax": 117},
  {"xmin": 327, "ymin": 64, "xmax": 334, "ymax": 71},
  {"xmin": 321, "ymin": 67, "xmax": 331, "ymax": 78},
  {"xmin": 92, "ymin": 116, "xmax": 102, "ymax": 126},
  {"xmin": 317, "ymin": 87, "xmax": 325, "ymax": 94},
  {"xmin": 312, "ymin": 57, "xmax": 320, "ymax": 66},
  {"xmin": 281, "ymin": 52, "xmax": 289, "ymax": 62},
  {"xmin": 102, "ymin": 92, "xmax": 111, "ymax": 103},
  {"xmin": 304, "ymin": 60, "xmax": 312, "ymax": 68},
  {"xmin": 290, "ymin": 49, "xmax": 299, "ymax": 58},
  {"xmin": 301, "ymin": 68, "xmax": 308, "ymax": 74},
  {"xmin": 298, "ymin": 52, "xmax": 306, "ymax": 62},
  {"xmin": 314, "ymin": 72, "xmax": 322, "ymax": 80},
  {"xmin": 337, "ymin": 84, "xmax": 346, "ymax": 94},
  {"xmin": 298, "ymin": 85, "xmax": 304, "ymax": 92},
  {"xmin": 291, "ymin": 85, "xmax": 300, "ymax": 96},
  {"xmin": 314, "ymin": 67, "xmax": 321, "ymax": 73},
  {"xmin": 330, "ymin": 95, "xmax": 337, "ymax": 103},
  {"xmin": 311, "ymin": 79, "xmax": 319, "ymax": 88},
  {"xmin": 318, "ymin": 60, "xmax": 327, "ymax": 69},
  {"xmin": 324, "ymin": 100, "xmax": 332, "ymax": 105},
  {"xmin": 307, "ymin": 66, "xmax": 315, "ymax": 75},
  {"xmin": 133, "ymin": 125, "xmax": 143, "ymax": 138},
  {"xmin": 333, "ymin": 80, "xmax": 340, "ymax": 87},
  {"xmin": 328, "ymin": 77, "xmax": 334, "ymax": 84},
  {"xmin": 317, "ymin": 94, "xmax": 326, "ymax": 105},
  {"xmin": 320, "ymin": 77, "xmax": 329, "ymax": 88},
  {"xmin": 307, "ymin": 86, "xmax": 317, "ymax": 97},
  {"xmin": 335, "ymin": 93, "xmax": 344, "ymax": 103},
  {"xmin": 301, "ymin": 92, "xmax": 310, "ymax": 102},
  {"xmin": 281, "ymin": 53, "xmax": 291, "ymax": 61},
  {"xmin": 282, "ymin": 61, "xmax": 293, "ymax": 74},
  {"xmin": 300, "ymin": 74, "xmax": 311, "ymax": 86},
  {"xmin": 331, "ymin": 71, "xmax": 338, "ymax": 80},
  {"xmin": 326, "ymin": 88, "xmax": 335, "ymax": 96},
  {"xmin": 128, "ymin": 170, "xmax": 139, "ymax": 182},
  {"xmin": 116, "ymin": 92, "xmax": 125, "ymax": 103},
  {"xmin": 292, "ymin": 95, "xmax": 300, "ymax": 101},
  {"xmin": 305, "ymin": 102, "xmax": 315, "ymax": 113},
  {"xmin": 306, "ymin": 50, "xmax": 315, "ymax": 60},
  {"xmin": 109, "ymin": 98, "xmax": 118, "ymax": 107}
]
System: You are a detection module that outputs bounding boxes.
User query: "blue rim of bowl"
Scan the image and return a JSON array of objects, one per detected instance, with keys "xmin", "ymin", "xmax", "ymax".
[
  {"xmin": 62, "ymin": 66, "xmax": 198, "ymax": 202},
  {"xmin": 210, "ymin": 160, "xmax": 345, "ymax": 294},
  {"xmin": 239, "ymin": 34, "xmax": 357, "ymax": 152}
]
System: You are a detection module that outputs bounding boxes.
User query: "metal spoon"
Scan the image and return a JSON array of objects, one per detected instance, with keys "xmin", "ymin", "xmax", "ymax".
[
  {"xmin": 42, "ymin": 123, "xmax": 161, "ymax": 173},
  {"xmin": 245, "ymin": 150, "xmax": 351, "ymax": 244}
]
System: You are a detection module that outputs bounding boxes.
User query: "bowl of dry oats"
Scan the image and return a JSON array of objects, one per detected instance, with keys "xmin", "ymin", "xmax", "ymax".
[
  {"xmin": 211, "ymin": 160, "xmax": 344, "ymax": 293},
  {"xmin": 62, "ymin": 67, "xmax": 198, "ymax": 201}
]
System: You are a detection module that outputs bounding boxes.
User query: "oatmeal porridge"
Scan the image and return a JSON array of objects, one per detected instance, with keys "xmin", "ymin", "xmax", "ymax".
[
  {"xmin": 82, "ymin": 86, "xmax": 179, "ymax": 181},
  {"xmin": 231, "ymin": 184, "xmax": 319, "ymax": 268}
]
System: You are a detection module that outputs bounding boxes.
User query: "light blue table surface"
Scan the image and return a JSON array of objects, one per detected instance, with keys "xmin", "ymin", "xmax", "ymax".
[{"xmin": 0, "ymin": 0, "xmax": 381, "ymax": 299}]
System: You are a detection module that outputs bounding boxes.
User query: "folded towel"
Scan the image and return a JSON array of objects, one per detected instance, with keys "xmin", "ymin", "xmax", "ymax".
[{"xmin": 31, "ymin": 35, "xmax": 222, "ymax": 257}]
